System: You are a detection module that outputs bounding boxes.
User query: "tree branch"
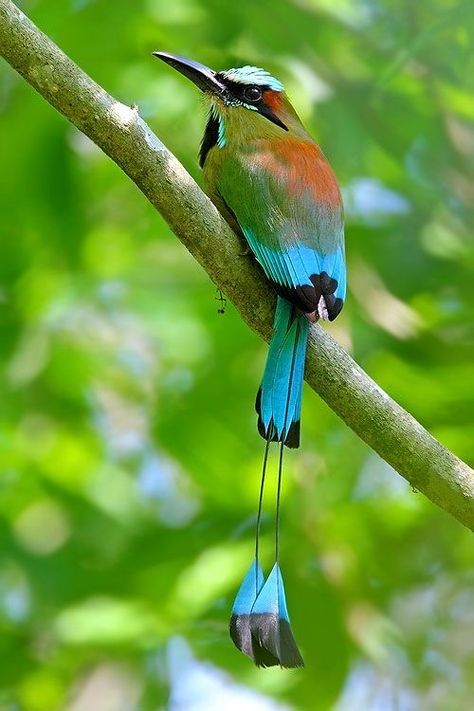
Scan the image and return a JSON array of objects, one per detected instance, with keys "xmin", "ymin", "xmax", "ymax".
[{"xmin": 1, "ymin": 0, "xmax": 473, "ymax": 529}]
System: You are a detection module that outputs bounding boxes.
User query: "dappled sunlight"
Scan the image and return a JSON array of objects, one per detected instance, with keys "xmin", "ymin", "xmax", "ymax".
[
  {"xmin": 168, "ymin": 637, "xmax": 292, "ymax": 710},
  {"xmin": 351, "ymin": 259, "xmax": 423, "ymax": 339},
  {"xmin": 170, "ymin": 543, "xmax": 253, "ymax": 620},
  {"xmin": 13, "ymin": 499, "xmax": 71, "ymax": 555},
  {"xmin": 138, "ymin": 451, "xmax": 200, "ymax": 527},
  {"xmin": 67, "ymin": 663, "xmax": 142, "ymax": 711},
  {"xmin": 108, "ymin": 102, "xmax": 139, "ymax": 128},
  {"xmin": 343, "ymin": 178, "xmax": 410, "ymax": 223},
  {"xmin": 54, "ymin": 596, "xmax": 164, "ymax": 646}
]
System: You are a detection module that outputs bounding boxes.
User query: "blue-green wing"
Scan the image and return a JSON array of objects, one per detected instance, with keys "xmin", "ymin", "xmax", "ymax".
[{"xmin": 210, "ymin": 148, "xmax": 346, "ymax": 320}]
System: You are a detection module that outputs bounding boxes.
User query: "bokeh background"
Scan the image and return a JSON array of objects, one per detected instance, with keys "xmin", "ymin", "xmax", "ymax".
[{"xmin": 1, "ymin": 0, "xmax": 473, "ymax": 709}]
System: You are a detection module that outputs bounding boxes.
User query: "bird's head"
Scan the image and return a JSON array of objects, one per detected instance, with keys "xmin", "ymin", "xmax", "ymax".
[{"xmin": 153, "ymin": 52, "xmax": 307, "ymax": 142}]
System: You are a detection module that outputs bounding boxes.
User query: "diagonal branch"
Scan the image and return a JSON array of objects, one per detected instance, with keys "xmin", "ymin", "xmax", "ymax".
[{"xmin": 1, "ymin": 0, "xmax": 473, "ymax": 529}]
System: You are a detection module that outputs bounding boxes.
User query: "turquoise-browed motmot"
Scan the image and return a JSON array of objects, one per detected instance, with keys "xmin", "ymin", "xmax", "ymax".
[{"xmin": 153, "ymin": 52, "xmax": 346, "ymax": 669}]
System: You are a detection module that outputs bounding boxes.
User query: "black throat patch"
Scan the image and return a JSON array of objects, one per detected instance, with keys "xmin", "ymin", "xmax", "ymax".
[{"xmin": 199, "ymin": 111, "xmax": 219, "ymax": 167}]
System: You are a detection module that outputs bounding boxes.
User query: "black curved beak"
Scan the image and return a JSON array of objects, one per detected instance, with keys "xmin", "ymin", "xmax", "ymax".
[{"xmin": 152, "ymin": 52, "xmax": 226, "ymax": 96}]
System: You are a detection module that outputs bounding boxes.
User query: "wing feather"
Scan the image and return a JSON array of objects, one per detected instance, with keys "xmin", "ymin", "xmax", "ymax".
[{"xmin": 207, "ymin": 138, "xmax": 346, "ymax": 318}]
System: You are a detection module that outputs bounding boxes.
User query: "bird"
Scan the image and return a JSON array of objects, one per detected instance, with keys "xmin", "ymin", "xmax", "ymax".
[{"xmin": 153, "ymin": 52, "xmax": 346, "ymax": 669}]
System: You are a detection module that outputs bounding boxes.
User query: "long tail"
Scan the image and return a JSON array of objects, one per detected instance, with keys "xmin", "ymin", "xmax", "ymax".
[{"xmin": 230, "ymin": 297, "xmax": 306, "ymax": 668}]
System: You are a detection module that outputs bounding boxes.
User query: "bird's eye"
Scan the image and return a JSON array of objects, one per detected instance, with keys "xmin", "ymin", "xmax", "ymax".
[{"xmin": 243, "ymin": 86, "xmax": 262, "ymax": 102}]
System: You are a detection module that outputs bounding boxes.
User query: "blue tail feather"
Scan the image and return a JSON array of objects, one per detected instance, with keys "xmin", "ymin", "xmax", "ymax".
[
  {"xmin": 251, "ymin": 563, "xmax": 288, "ymax": 618},
  {"xmin": 250, "ymin": 563, "xmax": 304, "ymax": 668},
  {"xmin": 256, "ymin": 297, "xmax": 309, "ymax": 448},
  {"xmin": 229, "ymin": 560, "xmax": 266, "ymax": 662},
  {"xmin": 230, "ymin": 561, "xmax": 304, "ymax": 668},
  {"xmin": 231, "ymin": 559, "xmax": 264, "ymax": 616},
  {"xmin": 233, "ymin": 297, "xmax": 309, "ymax": 668}
]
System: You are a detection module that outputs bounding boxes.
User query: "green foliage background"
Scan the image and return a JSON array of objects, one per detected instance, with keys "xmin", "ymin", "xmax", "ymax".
[{"xmin": 1, "ymin": 0, "xmax": 473, "ymax": 709}]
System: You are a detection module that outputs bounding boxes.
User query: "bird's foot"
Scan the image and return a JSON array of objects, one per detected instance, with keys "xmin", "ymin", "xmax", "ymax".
[{"xmin": 215, "ymin": 288, "xmax": 227, "ymax": 315}]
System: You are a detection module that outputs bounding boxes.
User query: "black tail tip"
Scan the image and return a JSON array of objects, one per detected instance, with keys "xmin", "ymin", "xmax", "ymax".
[
  {"xmin": 326, "ymin": 295, "xmax": 344, "ymax": 321},
  {"xmin": 256, "ymin": 415, "xmax": 300, "ymax": 449},
  {"xmin": 255, "ymin": 390, "xmax": 301, "ymax": 449},
  {"xmin": 251, "ymin": 612, "xmax": 305, "ymax": 669},
  {"xmin": 230, "ymin": 613, "xmax": 304, "ymax": 669}
]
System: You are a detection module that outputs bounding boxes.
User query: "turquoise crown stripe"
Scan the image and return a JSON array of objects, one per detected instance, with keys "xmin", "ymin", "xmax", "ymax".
[{"xmin": 222, "ymin": 66, "xmax": 284, "ymax": 92}]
